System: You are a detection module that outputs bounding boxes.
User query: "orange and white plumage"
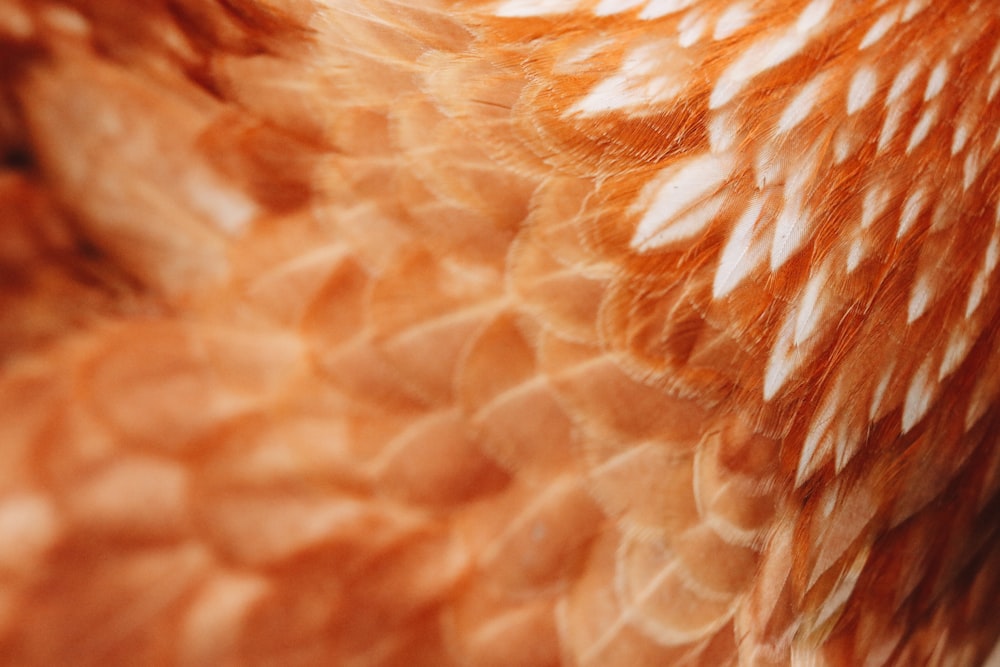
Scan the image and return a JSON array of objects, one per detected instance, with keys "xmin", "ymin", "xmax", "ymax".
[{"xmin": 1, "ymin": 0, "xmax": 999, "ymax": 665}]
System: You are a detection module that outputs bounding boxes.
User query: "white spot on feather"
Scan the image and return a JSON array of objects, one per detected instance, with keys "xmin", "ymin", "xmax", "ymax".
[
  {"xmin": 754, "ymin": 146, "xmax": 781, "ymax": 189},
  {"xmin": 929, "ymin": 202, "xmax": 951, "ymax": 232},
  {"xmin": 764, "ymin": 314, "xmax": 802, "ymax": 401},
  {"xmin": 570, "ymin": 43, "xmax": 691, "ymax": 115},
  {"xmin": 924, "ymin": 61, "xmax": 948, "ymax": 101},
  {"xmin": 966, "ymin": 271, "xmax": 988, "ymax": 318},
  {"xmin": 798, "ymin": 383, "xmax": 840, "ymax": 485},
  {"xmin": 847, "ymin": 237, "xmax": 865, "ymax": 272},
  {"xmin": 906, "ymin": 106, "xmax": 938, "ymax": 153},
  {"xmin": 985, "ymin": 230, "xmax": 1000, "ymax": 272},
  {"xmin": 939, "ymin": 329, "xmax": 972, "ymax": 381},
  {"xmin": 869, "ymin": 365, "xmax": 895, "ymax": 421},
  {"xmin": 778, "ymin": 73, "xmax": 828, "ymax": 134},
  {"xmin": 888, "ymin": 60, "xmax": 921, "ymax": 103},
  {"xmin": 834, "ymin": 419, "xmax": 861, "ymax": 473},
  {"xmin": 797, "ymin": 430, "xmax": 831, "ymax": 488},
  {"xmin": 710, "ymin": 0, "xmax": 831, "ymax": 109},
  {"xmin": 713, "ymin": 197, "xmax": 767, "ymax": 298},
  {"xmin": 594, "ymin": 0, "xmax": 644, "ymax": 15},
  {"xmin": 901, "ymin": 0, "xmax": 928, "ymax": 22},
  {"xmin": 771, "ymin": 197, "xmax": 810, "ymax": 270},
  {"xmin": 902, "ymin": 360, "xmax": 935, "ymax": 433},
  {"xmin": 898, "ymin": 187, "xmax": 927, "ymax": 237},
  {"xmin": 907, "ymin": 274, "xmax": 933, "ymax": 323},
  {"xmin": 990, "ymin": 42, "xmax": 1000, "ymax": 72},
  {"xmin": 794, "ymin": 267, "xmax": 829, "ymax": 345},
  {"xmin": 965, "ymin": 376, "xmax": 991, "ymax": 431},
  {"xmin": 861, "ymin": 185, "xmax": 891, "ymax": 229},
  {"xmin": 555, "ymin": 38, "xmax": 615, "ymax": 72},
  {"xmin": 878, "ymin": 104, "xmax": 904, "ymax": 151},
  {"xmin": 859, "ymin": 10, "xmax": 898, "ymax": 49},
  {"xmin": 771, "ymin": 141, "xmax": 823, "ymax": 269},
  {"xmin": 714, "ymin": 4, "xmax": 753, "ymax": 40},
  {"xmin": 678, "ymin": 14, "xmax": 707, "ymax": 47},
  {"xmin": 797, "ymin": 0, "xmax": 833, "ymax": 33},
  {"xmin": 952, "ymin": 123, "xmax": 970, "ymax": 155},
  {"xmin": 847, "ymin": 67, "xmax": 878, "ymax": 115},
  {"xmin": 708, "ymin": 110, "xmax": 737, "ymax": 153},
  {"xmin": 964, "ymin": 148, "xmax": 985, "ymax": 191},
  {"xmin": 833, "ymin": 128, "xmax": 857, "ymax": 164},
  {"xmin": 639, "ymin": 0, "xmax": 697, "ymax": 20},
  {"xmin": 813, "ymin": 550, "xmax": 867, "ymax": 629},
  {"xmin": 711, "ymin": 32, "xmax": 809, "ymax": 108},
  {"xmin": 631, "ymin": 153, "xmax": 733, "ymax": 250},
  {"xmin": 495, "ymin": 0, "xmax": 579, "ymax": 16}
]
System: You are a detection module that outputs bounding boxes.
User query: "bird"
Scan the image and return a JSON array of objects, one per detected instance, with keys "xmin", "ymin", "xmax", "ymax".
[{"xmin": 0, "ymin": 0, "xmax": 999, "ymax": 665}]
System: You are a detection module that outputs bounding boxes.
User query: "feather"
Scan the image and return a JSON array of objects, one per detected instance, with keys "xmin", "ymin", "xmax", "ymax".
[{"xmin": 1, "ymin": 0, "xmax": 999, "ymax": 664}]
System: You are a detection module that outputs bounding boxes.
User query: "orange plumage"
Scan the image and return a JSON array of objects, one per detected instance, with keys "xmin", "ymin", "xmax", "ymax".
[{"xmin": 1, "ymin": 0, "xmax": 999, "ymax": 665}]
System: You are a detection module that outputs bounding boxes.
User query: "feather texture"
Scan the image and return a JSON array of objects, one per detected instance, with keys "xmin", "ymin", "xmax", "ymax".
[{"xmin": 1, "ymin": 0, "xmax": 999, "ymax": 665}]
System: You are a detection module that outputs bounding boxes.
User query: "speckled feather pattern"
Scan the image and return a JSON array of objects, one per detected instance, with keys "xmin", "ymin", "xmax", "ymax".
[{"xmin": 0, "ymin": 0, "xmax": 998, "ymax": 665}]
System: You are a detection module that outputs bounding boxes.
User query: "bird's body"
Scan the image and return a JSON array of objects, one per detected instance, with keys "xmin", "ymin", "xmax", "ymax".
[{"xmin": 1, "ymin": 0, "xmax": 999, "ymax": 665}]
